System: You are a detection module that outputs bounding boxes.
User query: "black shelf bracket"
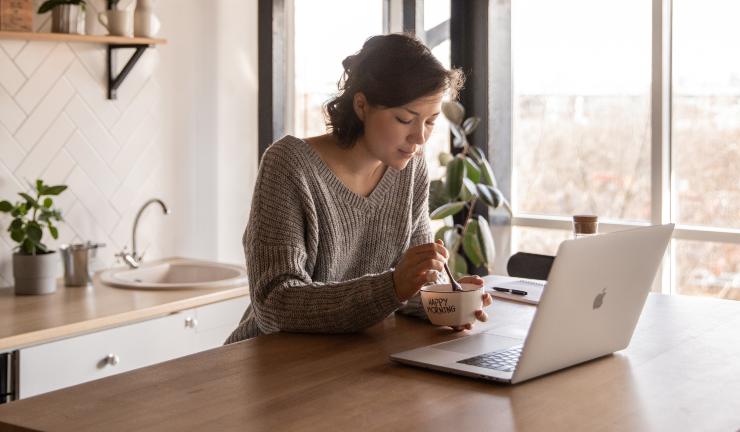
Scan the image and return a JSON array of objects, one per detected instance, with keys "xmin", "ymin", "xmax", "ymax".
[{"xmin": 107, "ymin": 44, "xmax": 152, "ymax": 100}]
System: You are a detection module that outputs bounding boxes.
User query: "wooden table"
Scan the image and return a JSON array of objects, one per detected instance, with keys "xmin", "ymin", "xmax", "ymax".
[{"xmin": 0, "ymin": 293, "xmax": 738, "ymax": 431}]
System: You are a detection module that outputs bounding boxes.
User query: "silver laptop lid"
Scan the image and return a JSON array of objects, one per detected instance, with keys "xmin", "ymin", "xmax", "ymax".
[{"xmin": 512, "ymin": 224, "xmax": 674, "ymax": 383}]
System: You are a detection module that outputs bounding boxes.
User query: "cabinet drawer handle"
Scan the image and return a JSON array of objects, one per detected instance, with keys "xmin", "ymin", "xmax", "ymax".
[
  {"xmin": 106, "ymin": 354, "xmax": 120, "ymax": 366},
  {"xmin": 185, "ymin": 317, "xmax": 198, "ymax": 328}
]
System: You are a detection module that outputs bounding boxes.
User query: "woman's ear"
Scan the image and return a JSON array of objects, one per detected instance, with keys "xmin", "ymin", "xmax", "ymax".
[{"xmin": 353, "ymin": 92, "xmax": 368, "ymax": 122}]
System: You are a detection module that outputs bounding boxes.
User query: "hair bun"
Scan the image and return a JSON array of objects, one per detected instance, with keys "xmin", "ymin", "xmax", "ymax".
[{"xmin": 341, "ymin": 54, "xmax": 357, "ymax": 73}]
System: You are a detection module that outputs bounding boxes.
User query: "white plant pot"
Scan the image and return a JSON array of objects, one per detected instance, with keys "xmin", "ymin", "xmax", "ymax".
[{"xmin": 13, "ymin": 251, "xmax": 59, "ymax": 295}]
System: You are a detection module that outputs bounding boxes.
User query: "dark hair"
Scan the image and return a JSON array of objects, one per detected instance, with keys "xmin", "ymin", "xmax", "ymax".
[{"xmin": 324, "ymin": 33, "xmax": 464, "ymax": 148}]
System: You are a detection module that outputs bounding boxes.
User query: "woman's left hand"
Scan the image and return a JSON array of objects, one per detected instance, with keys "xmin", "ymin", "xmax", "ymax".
[{"xmin": 450, "ymin": 275, "xmax": 493, "ymax": 332}]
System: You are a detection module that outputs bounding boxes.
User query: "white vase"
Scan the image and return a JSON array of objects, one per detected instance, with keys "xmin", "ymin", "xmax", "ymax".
[{"xmin": 134, "ymin": 0, "xmax": 160, "ymax": 37}]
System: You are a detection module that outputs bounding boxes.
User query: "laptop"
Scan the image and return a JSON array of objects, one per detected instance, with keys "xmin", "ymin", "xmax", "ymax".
[{"xmin": 390, "ymin": 224, "xmax": 674, "ymax": 384}]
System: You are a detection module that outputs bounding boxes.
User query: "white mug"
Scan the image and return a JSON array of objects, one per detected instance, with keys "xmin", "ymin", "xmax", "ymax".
[{"xmin": 98, "ymin": 10, "xmax": 133, "ymax": 37}]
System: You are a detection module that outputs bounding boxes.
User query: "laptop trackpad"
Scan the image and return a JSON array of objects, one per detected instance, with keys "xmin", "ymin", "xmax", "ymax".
[{"xmin": 437, "ymin": 334, "xmax": 523, "ymax": 355}]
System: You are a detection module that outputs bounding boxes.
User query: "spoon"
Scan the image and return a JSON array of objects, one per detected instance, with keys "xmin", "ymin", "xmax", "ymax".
[{"xmin": 443, "ymin": 262, "xmax": 463, "ymax": 292}]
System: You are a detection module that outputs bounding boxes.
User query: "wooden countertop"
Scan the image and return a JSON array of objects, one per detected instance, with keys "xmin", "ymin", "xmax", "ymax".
[
  {"xmin": 0, "ymin": 264, "xmax": 249, "ymax": 352},
  {"xmin": 0, "ymin": 293, "xmax": 738, "ymax": 431}
]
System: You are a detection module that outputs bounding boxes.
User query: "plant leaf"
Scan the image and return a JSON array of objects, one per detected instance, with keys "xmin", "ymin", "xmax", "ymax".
[
  {"xmin": 476, "ymin": 184, "xmax": 502, "ymax": 208},
  {"xmin": 450, "ymin": 124, "xmax": 466, "ymax": 148},
  {"xmin": 430, "ymin": 201, "xmax": 466, "ymax": 220},
  {"xmin": 441, "ymin": 101, "xmax": 465, "ymax": 126},
  {"xmin": 11, "ymin": 229, "xmax": 24, "ymax": 243},
  {"xmin": 477, "ymin": 215, "xmax": 496, "ymax": 271},
  {"xmin": 43, "ymin": 197, "xmax": 53, "ymax": 208},
  {"xmin": 445, "ymin": 156, "xmax": 466, "ymax": 199},
  {"xmin": 438, "ymin": 152, "xmax": 453, "ymax": 167},
  {"xmin": 49, "ymin": 223, "xmax": 59, "ymax": 240},
  {"xmin": 18, "ymin": 193, "xmax": 38, "ymax": 208},
  {"xmin": 429, "ymin": 180, "xmax": 450, "ymax": 213},
  {"xmin": 462, "ymin": 117, "xmax": 481, "ymax": 135},
  {"xmin": 462, "ymin": 220, "xmax": 485, "ymax": 268},
  {"xmin": 22, "ymin": 238, "xmax": 35, "ymax": 255},
  {"xmin": 434, "ymin": 226, "xmax": 455, "ymax": 244},
  {"xmin": 468, "ymin": 145, "xmax": 486, "ymax": 163},
  {"xmin": 463, "ymin": 157, "xmax": 481, "ymax": 183},
  {"xmin": 10, "ymin": 219, "xmax": 23, "ymax": 231},
  {"xmin": 26, "ymin": 222, "xmax": 42, "ymax": 242},
  {"xmin": 449, "ymin": 252, "xmax": 468, "ymax": 279},
  {"xmin": 460, "ymin": 178, "xmax": 479, "ymax": 201},
  {"xmin": 478, "ymin": 158, "xmax": 498, "ymax": 187},
  {"xmin": 43, "ymin": 185, "xmax": 67, "ymax": 196},
  {"xmin": 0, "ymin": 200, "xmax": 13, "ymax": 212}
]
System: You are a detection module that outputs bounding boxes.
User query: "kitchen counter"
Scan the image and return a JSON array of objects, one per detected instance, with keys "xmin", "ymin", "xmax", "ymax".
[
  {"xmin": 0, "ymin": 293, "xmax": 738, "ymax": 431},
  {"xmin": 0, "ymin": 264, "xmax": 249, "ymax": 352}
]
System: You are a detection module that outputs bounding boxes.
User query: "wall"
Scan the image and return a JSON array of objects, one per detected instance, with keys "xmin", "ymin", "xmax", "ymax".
[{"xmin": 0, "ymin": 0, "xmax": 258, "ymax": 286}]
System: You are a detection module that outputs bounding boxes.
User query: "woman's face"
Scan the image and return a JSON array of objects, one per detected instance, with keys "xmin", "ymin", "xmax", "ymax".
[{"xmin": 354, "ymin": 92, "xmax": 444, "ymax": 170}]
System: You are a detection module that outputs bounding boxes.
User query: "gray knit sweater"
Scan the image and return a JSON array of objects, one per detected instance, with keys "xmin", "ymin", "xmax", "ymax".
[{"xmin": 225, "ymin": 135, "xmax": 431, "ymax": 343}]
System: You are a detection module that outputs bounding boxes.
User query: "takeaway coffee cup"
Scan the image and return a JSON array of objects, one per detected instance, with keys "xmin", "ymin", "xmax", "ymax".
[{"xmin": 420, "ymin": 283, "xmax": 483, "ymax": 327}]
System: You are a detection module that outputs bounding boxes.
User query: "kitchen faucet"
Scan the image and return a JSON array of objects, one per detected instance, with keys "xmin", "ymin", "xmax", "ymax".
[{"xmin": 116, "ymin": 198, "xmax": 170, "ymax": 268}]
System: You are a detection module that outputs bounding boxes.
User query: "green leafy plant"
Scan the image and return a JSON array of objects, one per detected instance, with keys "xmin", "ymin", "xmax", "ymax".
[
  {"xmin": 37, "ymin": 0, "xmax": 86, "ymax": 14},
  {"xmin": 430, "ymin": 101, "xmax": 512, "ymax": 277},
  {"xmin": 0, "ymin": 180, "xmax": 67, "ymax": 255}
]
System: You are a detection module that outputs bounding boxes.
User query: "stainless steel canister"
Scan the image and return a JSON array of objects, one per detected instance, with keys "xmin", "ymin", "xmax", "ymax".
[{"xmin": 60, "ymin": 242, "xmax": 105, "ymax": 286}]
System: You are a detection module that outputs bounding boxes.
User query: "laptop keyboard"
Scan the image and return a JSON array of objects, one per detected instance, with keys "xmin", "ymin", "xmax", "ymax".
[{"xmin": 457, "ymin": 345, "xmax": 523, "ymax": 372}]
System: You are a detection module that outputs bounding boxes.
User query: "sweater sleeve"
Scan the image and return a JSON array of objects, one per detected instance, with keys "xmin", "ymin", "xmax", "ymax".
[{"xmin": 244, "ymin": 146, "xmax": 404, "ymax": 335}]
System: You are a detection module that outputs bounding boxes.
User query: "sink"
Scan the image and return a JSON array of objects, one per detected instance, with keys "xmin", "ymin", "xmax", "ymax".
[{"xmin": 99, "ymin": 258, "xmax": 248, "ymax": 290}]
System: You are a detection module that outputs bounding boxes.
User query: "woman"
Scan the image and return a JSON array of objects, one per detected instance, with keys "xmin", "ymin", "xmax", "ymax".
[{"xmin": 226, "ymin": 33, "xmax": 491, "ymax": 344}]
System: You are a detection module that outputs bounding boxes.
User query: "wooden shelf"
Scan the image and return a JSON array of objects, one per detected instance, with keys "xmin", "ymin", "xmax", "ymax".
[
  {"xmin": 0, "ymin": 30, "xmax": 166, "ymax": 99},
  {"xmin": 0, "ymin": 30, "xmax": 166, "ymax": 45}
]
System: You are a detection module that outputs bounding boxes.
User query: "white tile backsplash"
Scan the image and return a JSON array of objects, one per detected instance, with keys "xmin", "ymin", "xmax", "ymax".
[
  {"xmin": 0, "ymin": 84, "xmax": 26, "ymax": 133},
  {"xmin": 65, "ymin": 95, "xmax": 119, "ymax": 163},
  {"xmin": 15, "ymin": 113, "xmax": 76, "ymax": 183},
  {"xmin": 15, "ymin": 41, "xmax": 56, "ymax": 78},
  {"xmin": 15, "ymin": 44, "xmax": 75, "ymax": 114},
  {"xmin": 0, "ymin": 48, "xmax": 26, "ymax": 94},
  {"xmin": 0, "ymin": 124, "xmax": 25, "ymax": 171},
  {"xmin": 15, "ymin": 77, "xmax": 75, "ymax": 150}
]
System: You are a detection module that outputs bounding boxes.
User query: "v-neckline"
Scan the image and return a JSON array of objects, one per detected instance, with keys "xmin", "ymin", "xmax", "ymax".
[{"xmin": 294, "ymin": 136, "xmax": 397, "ymax": 209}]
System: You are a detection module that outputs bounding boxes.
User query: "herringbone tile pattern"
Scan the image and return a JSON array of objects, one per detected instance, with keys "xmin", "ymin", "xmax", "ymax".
[{"xmin": 0, "ymin": 0, "xmax": 171, "ymax": 286}]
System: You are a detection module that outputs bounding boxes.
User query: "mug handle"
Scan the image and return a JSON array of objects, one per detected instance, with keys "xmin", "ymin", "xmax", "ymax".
[{"xmin": 98, "ymin": 12, "xmax": 109, "ymax": 31}]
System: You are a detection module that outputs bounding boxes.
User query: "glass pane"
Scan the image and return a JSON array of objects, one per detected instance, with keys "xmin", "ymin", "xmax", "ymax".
[
  {"xmin": 674, "ymin": 239, "xmax": 740, "ymax": 300},
  {"xmin": 511, "ymin": 226, "xmax": 571, "ymax": 257},
  {"xmin": 423, "ymin": 1, "xmax": 451, "ymax": 182},
  {"xmin": 511, "ymin": 0, "xmax": 651, "ymax": 222},
  {"xmin": 672, "ymin": 0, "xmax": 740, "ymax": 229},
  {"xmin": 293, "ymin": 0, "xmax": 383, "ymax": 138}
]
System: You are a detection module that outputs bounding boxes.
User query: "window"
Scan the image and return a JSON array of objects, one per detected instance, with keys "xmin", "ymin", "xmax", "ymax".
[
  {"xmin": 512, "ymin": 0, "xmax": 651, "ymax": 222},
  {"xmin": 293, "ymin": 0, "xmax": 383, "ymax": 138},
  {"xmin": 505, "ymin": 0, "xmax": 740, "ymax": 300},
  {"xmin": 671, "ymin": 0, "xmax": 740, "ymax": 299},
  {"xmin": 420, "ymin": 0, "xmax": 452, "ymax": 181}
]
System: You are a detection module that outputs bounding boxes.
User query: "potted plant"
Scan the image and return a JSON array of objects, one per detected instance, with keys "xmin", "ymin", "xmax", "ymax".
[
  {"xmin": 38, "ymin": 0, "xmax": 86, "ymax": 34},
  {"xmin": 0, "ymin": 180, "xmax": 67, "ymax": 295},
  {"xmin": 430, "ymin": 101, "xmax": 512, "ymax": 278}
]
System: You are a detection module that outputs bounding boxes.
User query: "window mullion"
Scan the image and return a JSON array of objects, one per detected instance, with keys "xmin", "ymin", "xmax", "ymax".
[{"xmin": 651, "ymin": 0, "xmax": 673, "ymax": 294}]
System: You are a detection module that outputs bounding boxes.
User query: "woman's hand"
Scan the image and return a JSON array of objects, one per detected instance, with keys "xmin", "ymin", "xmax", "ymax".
[
  {"xmin": 449, "ymin": 275, "xmax": 493, "ymax": 332},
  {"xmin": 393, "ymin": 241, "xmax": 448, "ymax": 302}
]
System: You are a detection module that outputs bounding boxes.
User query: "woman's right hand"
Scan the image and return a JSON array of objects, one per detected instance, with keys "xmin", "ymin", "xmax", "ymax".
[{"xmin": 393, "ymin": 240, "xmax": 448, "ymax": 302}]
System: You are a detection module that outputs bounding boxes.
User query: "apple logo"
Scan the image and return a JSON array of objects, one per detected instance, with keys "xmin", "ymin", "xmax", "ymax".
[{"xmin": 593, "ymin": 288, "xmax": 607, "ymax": 310}]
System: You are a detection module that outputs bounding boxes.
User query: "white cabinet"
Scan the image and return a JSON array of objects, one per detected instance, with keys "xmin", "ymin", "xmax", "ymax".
[{"xmin": 18, "ymin": 296, "xmax": 250, "ymax": 399}]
